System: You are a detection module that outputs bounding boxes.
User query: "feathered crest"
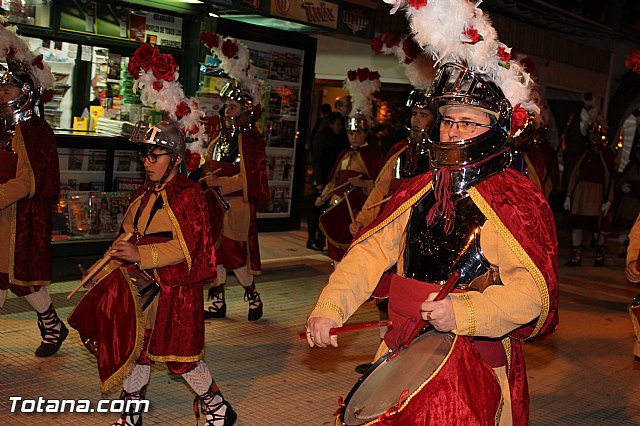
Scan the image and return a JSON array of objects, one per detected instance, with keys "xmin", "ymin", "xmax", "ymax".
[
  {"xmin": 0, "ymin": 16, "xmax": 53, "ymax": 92},
  {"xmin": 200, "ymin": 32, "xmax": 262, "ymax": 109},
  {"xmin": 344, "ymin": 68, "xmax": 381, "ymax": 128},
  {"xmin": 127, "ymin": 43, "xmax": 207, "ymax": 157},
  {"xmin": 385, "ymin": 0, "xmax": 539, "ymax": 115},
  {"xmin": 370, "ymin": 31, "xmax": 436, "ymax": 90}
]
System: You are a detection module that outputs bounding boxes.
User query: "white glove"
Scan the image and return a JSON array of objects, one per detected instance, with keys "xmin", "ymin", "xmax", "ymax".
[
  {"xmin": 601, "ymin": 201, "xmax": 611, "ymax": 216},
  {"xmin": 564, "ymin": 197, "xmax": 571, "ymax": 211}
]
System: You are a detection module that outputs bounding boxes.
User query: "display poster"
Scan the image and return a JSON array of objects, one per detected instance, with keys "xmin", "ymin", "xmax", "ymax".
[
  {"xmin": 340, "ymin": 2, "xmax": 375, "ymax": 39},
  {"xmin": 144, "ymin": 12, "xmax": 182, "ymax": 48},
  {"xmin": 270, "ymin": 0, "xmax": 338, "ymax": 29},
  {"xmin": 60, "ymin": 0, "xmax": 96, "ymax": 33}
]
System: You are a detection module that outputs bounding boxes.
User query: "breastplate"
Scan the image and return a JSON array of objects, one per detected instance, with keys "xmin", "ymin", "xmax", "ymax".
[
  {"xmin": 211, "ymin": 135, "xmax": 240, "ymax": 165},
  {"xmin": 403, "ymin": 191, "xmax": 494, "ymax": 289}
]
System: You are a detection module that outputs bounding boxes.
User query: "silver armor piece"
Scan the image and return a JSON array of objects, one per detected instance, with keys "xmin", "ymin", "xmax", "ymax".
[
  {"xmin": 346, "ymin": 111, "xmax": 369, "ymax": 131},
  {"xmin": 392, "ymin": 131, "xmax": 430, "ymax": 179},
  {"xmin": 210, "ymin": 134, "xmax": 241, "ymax": 166},
  {"xmin": 433, "ymin": 149, "xmax": 512, "ymax": 196},
  {"xmin": 220, "ymin": 114, "xmax": 253, "ymax": 139},
  {"xmin": 403, "ymin": 192, "xmax": 499, "ymax": 290},
  {"xmin": 0, "ymin": 71, "xmax": 37, "ymax": 134}
]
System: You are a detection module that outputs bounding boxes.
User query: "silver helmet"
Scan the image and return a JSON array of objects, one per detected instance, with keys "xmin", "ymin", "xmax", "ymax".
[
  {"xmin": 427, "ymin": 62, "xmax": 512, "ymax": 192},
  {"xmin": 219, "ymin": 81, "xmax": 255, "ymax": 137},
  {"xmin": 130, "ymin": 120, "xmax": 186, "ymax": 185},
  {"xmin": 0, "ymin": 60, "xmax": 39, "ymax": 133},
  {"xmin": 346, "ymin": 110, "xmax": 370, "ymax": 131}
]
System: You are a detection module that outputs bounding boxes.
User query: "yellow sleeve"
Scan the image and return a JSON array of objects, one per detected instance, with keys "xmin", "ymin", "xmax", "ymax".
[
  {"xmin": 0, "ymin": 144, "xmax": 31, "ymax": 209},
  {"xmin": 355, "ymin": 181, "xmax": 390, "ymax": 228},
  {"xmin": 219, "ymin": 173, "xmax": 244, "ymax": 195},
  {"xmin": 627, "ymin": 215, "xmax": 640, "ymax": 266},
  {"xmin": 309, "ymin": 208, "xmax": 410, "ymax": 326},
  {"xmin": 449, "ymin": 220, "xmax": 543, "ymax": 338},
  {"xmin": 138, "ymin": 240, "xmax": 186, "ymax": 269}
]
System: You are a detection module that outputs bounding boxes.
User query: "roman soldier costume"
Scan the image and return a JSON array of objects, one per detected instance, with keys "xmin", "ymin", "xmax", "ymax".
[
  {"xmin": 68, "ymin": 44, "xmax": 236, "ymax": 426},
  {"xmin": 0, "ymin": 22, "xmax": 68, "ymax": 357},
  {"xmin": 200, "ymin": 33, "xmax": 269, "ymax": 321},
  {"xmin": 307, "ymin": 1, "xmax": 559, "ymax": 424}
]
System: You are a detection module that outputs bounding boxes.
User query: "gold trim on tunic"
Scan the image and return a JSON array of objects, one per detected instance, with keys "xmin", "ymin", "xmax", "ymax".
[{"xmin": 160, "ymin": 190, "xmax": 192, "ymax": 274}]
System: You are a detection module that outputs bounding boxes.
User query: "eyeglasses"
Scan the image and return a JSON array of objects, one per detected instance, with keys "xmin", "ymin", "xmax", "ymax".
[
  {"xmin": 138, "ymin": 152, "xmax": 172, "ymax": 163},
  {"xmin": 439, "ymin": 118, "xmax": 492, "ymax": 134}
]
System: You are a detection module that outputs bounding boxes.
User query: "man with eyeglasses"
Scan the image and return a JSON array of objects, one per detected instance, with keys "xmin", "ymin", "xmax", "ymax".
[
  {"xmin": 69, "ymin": 120, "xmax": 237, "ymax": 426},
  {"xmin": 305, "ymin": 60, "xmax": 558, "ymax": 425}
]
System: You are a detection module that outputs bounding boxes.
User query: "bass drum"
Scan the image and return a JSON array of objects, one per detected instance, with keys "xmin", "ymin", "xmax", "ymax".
[
  {"xmin": 319, "ymin": 187, "xmax": 368, "ymax": 249},
  {"xmin": 339, "ymin": 330, "xmax": 454, "ymax": 425}
]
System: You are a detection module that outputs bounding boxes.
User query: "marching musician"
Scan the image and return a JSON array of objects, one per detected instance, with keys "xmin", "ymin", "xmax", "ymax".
[
  {"xmin": 315, "ymin": 68, "xmax": 383, "ymax": 264},
  {"xmin": 200, "ymin": 33, "xmax": 269, "ymax": 322},
  {"xmin": 0, "ymin": 26, "xmax": 68, "ymax": 357},
  {"xmin": 68, "ymin": 120, "xmax": 237, "ymax": 426},
  {"xmin": 626, "ymin": 214, "xmax": 640, "ymax": 361},
  {"xmin": 305, "ymin": 2, "xmax": 559, "ymax": 423}
]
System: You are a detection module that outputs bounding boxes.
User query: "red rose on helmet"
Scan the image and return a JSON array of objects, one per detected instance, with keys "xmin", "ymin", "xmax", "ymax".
[
  {"xmin": 369, "ymin": 70, "xmax": 380, "ymax": 80},
  {"xmin": 185, "ymin": 150, "xmax": 202, "ymax": 173},
  {"xmin": 370, "ymin": 37, "xmax": 383, "ymax": 54},
  {"xmin": 6, "ymin": 46, "xmax": 16, "ymax": 59},
  {"xmin": 356, "ymin": 67, "xmax": 370, "ymax": 82},
  {"xmin": 221, "ymin": 40, "xmax": 239, "ymax": 58},
  {"xmin": 31, "ymin": 54, "xmax": 44, "ymax": 70},
  {"xmin": 152, "ymin": 53, "xmax": 177, "ymax": 82},
  {"xmin": 403, "ymin": 38, "xmax": 422, "ymax": 62},
  {"xmin": 347, "ymin": 70, "xmax": 357, "ymax": 81},
  {"xmin": 462, "ymin": 25, "xmax": 483, "ymax": 44},
  {"xmin": 383, "ymin": 31, "xmax": 401, "ymax": 48},
  {"xmin": 128, "ymin": 60, "xmax": 141, "ymax": 79},
  {"xmin": 153, "ymin": 80, "xmax": 164, "ymax": 91},
  {"xmin": 200, "ymin": 31, "xmax": 220, "ymax": 49},
  {"xmin": 175, "ymin": 101, "xmax": 191, "ymax": 117},
  {"xmin": 132, "ymin": 43, "xmax": 157, "ymax": 72},
  {"xmin": 408, "ymin": 0, "xmax": 429, "ymax": 8},
  {"xmin": 510, "ymin": 104, "xmax": 528, "ymax": 136},
  {"xmin": 625, "ymin": 49, "xmax": 640, "ymax": 75},
  {"xmin": 497, "ymin": 46, "xmax": 511, "ymax": 62}
]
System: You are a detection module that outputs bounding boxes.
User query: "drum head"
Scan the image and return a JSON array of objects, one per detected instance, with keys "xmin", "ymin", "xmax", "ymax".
[{"xmin": 342, "ymin": 330, "xmax": 455, "ymax": 425}]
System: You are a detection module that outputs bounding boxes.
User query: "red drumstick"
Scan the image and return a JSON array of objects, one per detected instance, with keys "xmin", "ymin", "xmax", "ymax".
[
  {"xmin": 299, "ymin": 321, "xmax": 392, "ymax": 340},
  {"xmin": 402, "ymin": 270, "xmax": 461, "ymax": 349}
]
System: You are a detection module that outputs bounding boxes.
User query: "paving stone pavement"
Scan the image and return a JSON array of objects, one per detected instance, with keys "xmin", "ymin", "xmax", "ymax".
[{"xmin": 1, "ymin": 229, "xmax": 639, "ymax": 425}]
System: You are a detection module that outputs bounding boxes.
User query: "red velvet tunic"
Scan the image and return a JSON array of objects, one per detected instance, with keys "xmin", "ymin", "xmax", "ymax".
[{"xmin": 68, "ymin": 174, "xmax": 216, "ymax": 391}]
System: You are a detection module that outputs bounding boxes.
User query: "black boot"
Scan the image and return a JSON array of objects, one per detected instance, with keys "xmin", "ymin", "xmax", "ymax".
[
  {"xmin": 204, "ymin": 285, "xmax": 226, "ymax": 319},
  {"xmin": 565, "ymin": 247, "xmax": 581, "ymax": 267},
  {"xmin": 594, "ymin": 246, "xmax": 605, "ymax": 267},
  {"xmin": 194, "ymin": 386, "xmax": 237, "ymax": 426},
  {"xmin": 244, "ymin": 285, "xmax": 263, "ymax": 321},
  {"xmin": 112, "ymin": 386, "xmax": 147, "ymax": 426},
  {"xmin": 35, "ymin": 304, "xmax": 69, "ymax": 357}
]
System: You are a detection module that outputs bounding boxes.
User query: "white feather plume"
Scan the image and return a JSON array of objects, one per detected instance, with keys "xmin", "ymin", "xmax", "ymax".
[
  {"xmin": 344, "ymin": 69, "xmax": 381, "ymax": 127},
  {"xmin": 398, "ymin": 0, "xmax": 538, "ymax": 114},
  {"xmin": 0, "ymin": 22, "xmax": 53, "ymax": 91}
]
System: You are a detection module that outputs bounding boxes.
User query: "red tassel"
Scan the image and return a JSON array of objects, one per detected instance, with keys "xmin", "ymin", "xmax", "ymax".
[
  {"xmin": 333, "ymin": 396, "xmax": 345, "ymax": 417},
  {"xmin": 379, "ymin": 387, "xmax": 410, "ymax": 421},
  {"xmin": 426, "ymin": 168, "xmax": 455, "ymax": 234}
]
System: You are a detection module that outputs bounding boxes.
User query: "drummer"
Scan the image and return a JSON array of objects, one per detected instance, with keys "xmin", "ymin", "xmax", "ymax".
[
  {"xmin": 305, "ymin": 5, "xmax": 559, "ymax": 422},
  {"xmin": 315, "ymin": 69, "xmax": 383, "ymax": 264}
]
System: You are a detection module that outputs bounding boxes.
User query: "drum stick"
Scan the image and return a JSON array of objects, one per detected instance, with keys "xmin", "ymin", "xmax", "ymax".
[
  {"xmin": 345, "ymin": 192, "xmax": 356, "ymax": 224},
  {"xmin": 402, "ymin": 270, "xmax": 461, "ymax": 349},
  {"xmin": 203, "ymin": 167, "xmax": 222, "ymax": 177},
  {"xmin": 365, "ymin": 196, "xmax": 392, "ymax": 210},
  {"xmin": 324, "ymin": 175, "xmax": 363, "ymax": 198},
  {"xmin": 298, "ymin": 321, "xmax": 392, "ymax": 340},
  {"xmin": 67, "ymin": 232, "xmax": 134, "ymax": 300}
]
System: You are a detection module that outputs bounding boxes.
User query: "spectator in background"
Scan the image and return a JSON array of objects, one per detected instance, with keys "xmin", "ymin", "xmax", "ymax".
[
  {"xmin": 307, "ymin": 112, "xmax": 345, "ymax": 250},
  {"xmin": 308, "ymin": 103, "xmax": 332, "ymax": 150}
]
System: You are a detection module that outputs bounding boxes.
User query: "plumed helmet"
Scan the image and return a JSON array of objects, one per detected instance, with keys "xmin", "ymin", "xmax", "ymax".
[{"xmin": 0, "ymin": 61, "xmax": 37, "ymax": 132}]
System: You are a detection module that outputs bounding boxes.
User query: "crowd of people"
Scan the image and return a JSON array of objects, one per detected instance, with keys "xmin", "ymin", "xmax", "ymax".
[{"xmin": 1, "ymin": 1, "xmax": 639, "ymax": 425}]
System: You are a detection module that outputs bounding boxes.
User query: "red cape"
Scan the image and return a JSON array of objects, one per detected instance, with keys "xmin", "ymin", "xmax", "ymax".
[
  {"xmin": 8, "ymin": 117, "xmax": 59, "ymax": 285},
  {"xmin": 69, "ymin": 174, "xmax": 216, "ymax": 391}
]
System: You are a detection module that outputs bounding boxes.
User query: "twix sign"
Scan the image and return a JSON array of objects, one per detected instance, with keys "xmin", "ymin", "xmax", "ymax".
[{"xmin": 271, "ymin": 0, "xmax": 339, "ymax": 29}]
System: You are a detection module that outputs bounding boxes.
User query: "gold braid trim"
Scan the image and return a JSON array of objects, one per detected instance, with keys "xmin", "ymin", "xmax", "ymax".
[
  {"xmin": 150, "ymin": 244, "xmax": 159, "ymax": 268},
  {"xmin": 148, "ymin": 349, "xmax": 205, "ymax": 363},
  {"xmin": 100, "ymin": 268, "xmax": 146, "ymax": 392},
  {"xmin": 495, "ymin": 394, "xmax": 505, "ymax": 426},
  {"xmin": 0, "ymin": 187, "xmax": 9, "ymax": 206},
  {"xmin": 314, "ymin": 300, "xmax": 345, "ymax": 321},
  {"xmin": 468, "ymin": 188, "xmax": 550, "ymax": 339},
  {"xmin": 502, "ymin": 337, "xmax": 512, "ymax": 372},
  {"xmin": 14, "ymin": 124, "xmax": 35, "ymax": 198},
  {"xmin": 160, "ymin": 190, "xmax": 192, "ymax": 273},
  {"xmin": 461, "ymin": 293, "xmax": 477, "ymax": 336},
  {"xmin": 347, "ymin": 181, "xmax": 434, "ymax": 252}
]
